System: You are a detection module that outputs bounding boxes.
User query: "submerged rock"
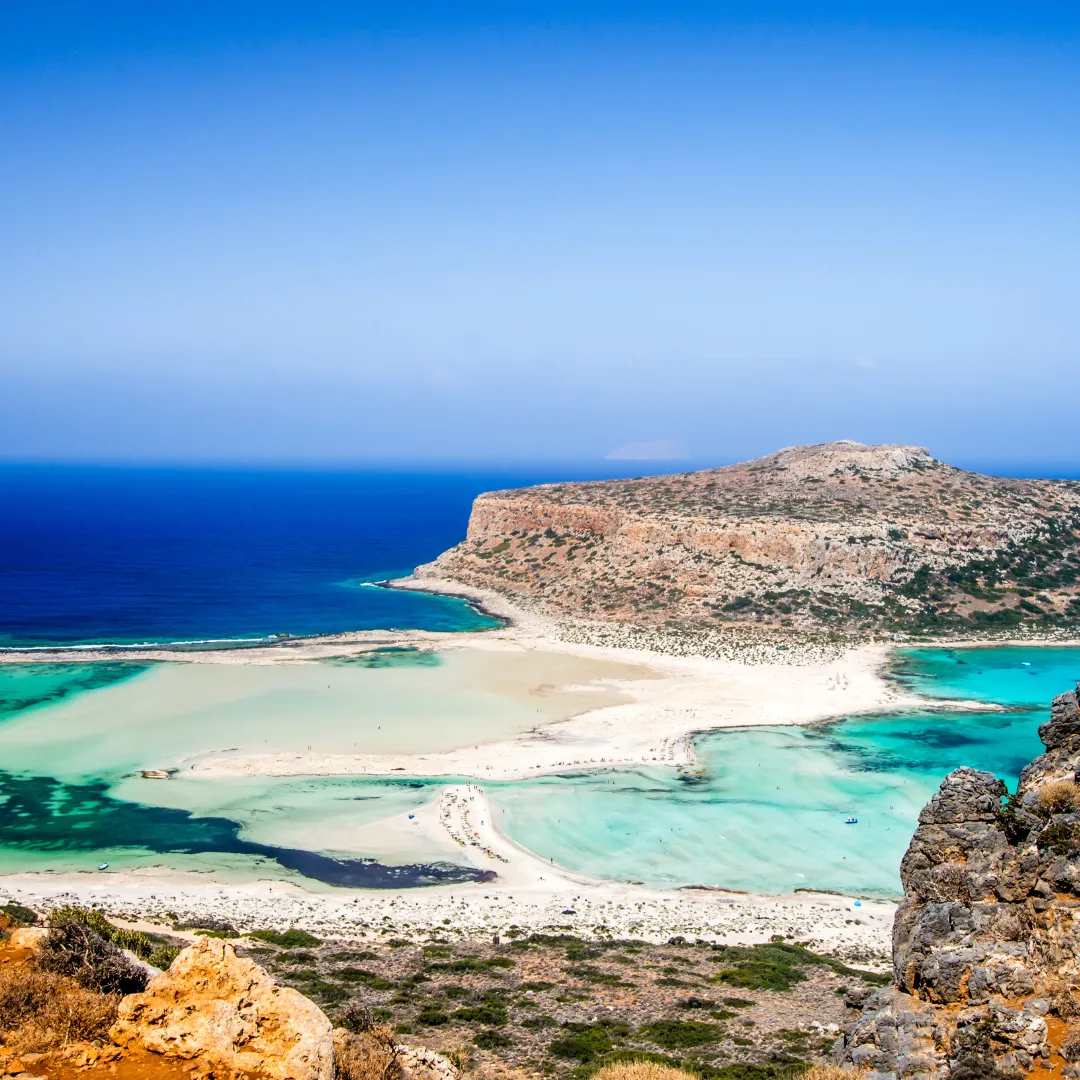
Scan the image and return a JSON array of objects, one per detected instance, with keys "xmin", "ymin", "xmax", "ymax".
[
  {"xmin": 110, "ymin": 936, "xmax": 334, "ymax": 1080},
  {"xmin": 837, "ymin": 683, "xmax": 1080, "ymax": 1080}
]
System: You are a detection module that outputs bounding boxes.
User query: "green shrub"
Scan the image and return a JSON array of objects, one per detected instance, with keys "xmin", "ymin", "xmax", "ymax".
[
  {"xmin": 416, "ymin": 1008, "xmax": 452, "ymax": 1026},
  {"xmin": 50, "ymin": 905, "xmax": 115, "ymax": 938},
  {"xmin": 474, "ymin": 1029, "xmax": 513, "ymax": 1050},
  {"xmin": 1, "ymin": 904, "xmax": 38, "ymax": 927},
  {"xmin": 148, "ymin": 944, "xmax": 182, "ymax": 969},
  {"xmin": 549, "ymin": 1025, "xmax": 614, "ymax": 1062},
  {"xmin": 522, "ymin": 1015, "xmax": 558, "ymax": 1029},
  {"xmin": 336, "ymin": 967, "xmax": 394, "ymax": 990},
  {"xmin": 710, "ymin": 940, "xmax": 882, "ymax": 991},
  {"xmin": 637, "ymin": 1019, "xmax": 722, "ymax": 1050},
  {"xmin": 111, "ymin": 928, "xmax": 155, "ymax": 961},
  {"xmin": 455, "ymin": 1004, "xmax": 508, "ymax": 1025},
  {"xmin": 565, "ymin": 965, "xmax": 627, "ymax": 985},
  {"xmin": 247, "ymin": 928, "xmax": 320, "ymax": 948}
]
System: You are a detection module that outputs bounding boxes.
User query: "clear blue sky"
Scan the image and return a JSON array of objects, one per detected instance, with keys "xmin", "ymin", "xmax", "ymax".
[{"xmin": 2, "ymin": 2, "xmax": 1078, "ymax": 469}]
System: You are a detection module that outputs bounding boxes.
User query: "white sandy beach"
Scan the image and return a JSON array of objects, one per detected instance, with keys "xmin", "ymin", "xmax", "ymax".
[{"xmin": 1, "ymin": 574, "xmax": 1020, "ymax": 954}]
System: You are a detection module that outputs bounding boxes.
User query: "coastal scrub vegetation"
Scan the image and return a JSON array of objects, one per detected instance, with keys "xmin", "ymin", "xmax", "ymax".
[{"xmin": 246, "ymin": 925, "xmax": 886, "ymax": 1077}]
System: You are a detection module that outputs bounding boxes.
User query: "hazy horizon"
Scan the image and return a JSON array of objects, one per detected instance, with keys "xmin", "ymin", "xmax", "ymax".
[{"xmin": 3, "ymin": 3, "xmax": 1078, "ymax": 468}]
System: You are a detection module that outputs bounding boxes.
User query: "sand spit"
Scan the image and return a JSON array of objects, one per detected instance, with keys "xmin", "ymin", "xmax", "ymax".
[{"xmin": 1, "ymin": 573, "xmax": 1037, "ymax": 940}]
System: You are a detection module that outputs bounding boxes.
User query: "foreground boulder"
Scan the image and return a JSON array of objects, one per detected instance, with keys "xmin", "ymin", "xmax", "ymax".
[
  {"xmin": 110, "ymin": 936, "xmax": 334, "ymax": 1080},
  {"xmin": 837, "ymin": 684, "xmax": 1080, "ymax": 1080}
]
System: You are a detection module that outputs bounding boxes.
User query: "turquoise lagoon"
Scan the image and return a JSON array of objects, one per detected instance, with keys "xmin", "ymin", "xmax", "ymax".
[{"xmin": 1, "ymin": 647, "xmax": 1078, "ymax": 896}]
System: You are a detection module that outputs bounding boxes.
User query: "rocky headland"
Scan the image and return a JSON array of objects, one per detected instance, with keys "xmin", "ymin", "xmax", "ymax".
[
  {"xmin": 837, "ymin": 682, "xmax": 1080, "ymax": 1080},
  {"xmin": 420, "ymin": 442, "xmax": 1080, "ymax": 639}
]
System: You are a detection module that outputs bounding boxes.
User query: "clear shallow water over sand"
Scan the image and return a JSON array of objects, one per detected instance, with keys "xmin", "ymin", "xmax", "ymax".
[
  {"xmin": 1, "ymin": 645, "xmax": 1078, "ymax": 894},
  {"xmin": 0, "ymin": 648, "xmax": 640, "ymax": 782},
  {"xmin": 0, "ymin": 646, "xmax": 643, "ymax": 884},
  {"xmin": 488, "ymin": 646, "xmax": 1080, "ymax": 896}
]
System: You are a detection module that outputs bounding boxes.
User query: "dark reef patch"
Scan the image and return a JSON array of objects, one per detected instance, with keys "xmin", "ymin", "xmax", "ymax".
[{"xmin": 0, "ymin": 771, "xmax": 495, "ymax": 888}]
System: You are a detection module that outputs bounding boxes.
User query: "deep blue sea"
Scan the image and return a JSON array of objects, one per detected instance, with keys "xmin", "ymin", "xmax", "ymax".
[{"xmin": 0, "ymin": 464, "xmax": 654, "ymax": 647}]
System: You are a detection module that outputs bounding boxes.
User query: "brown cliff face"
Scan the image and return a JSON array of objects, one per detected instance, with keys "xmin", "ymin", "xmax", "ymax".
[
  {"xmin": 839, "ymin": 686, "xmax": 1080, "ymax": 1080},
  {"xmin": 420, "ymin": 441, "xmax": 1080, "ymax": 636}
]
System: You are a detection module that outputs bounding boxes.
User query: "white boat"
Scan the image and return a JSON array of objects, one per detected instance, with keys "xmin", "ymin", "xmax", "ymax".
[
  {"xmin": 97, "ymin": 863, "xmax": 110, "ymax": 870},
  {"xmin": 844, "ymin": 817, "xmax": 858, "ymax": 825}
]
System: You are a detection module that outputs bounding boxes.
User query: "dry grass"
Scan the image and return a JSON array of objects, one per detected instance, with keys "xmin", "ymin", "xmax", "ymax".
[
  {"xmin": 0, "ymin": 965, "xmax": 119, "ymax": 1052},
  {"xmin": 1038, "ymin": 781, "xmax": 1080, "ymax": 815},
  {"xmin": 592, "ymin": 1064, "xmax": 699, "ymax": 1080},
  {"xmin": 800, "ymin": 1067, "xmax": 861, "ymax": 1080},
  {"xmin": 334, "ymin": 1025, "xmax": 403, "ymax": 1080}
]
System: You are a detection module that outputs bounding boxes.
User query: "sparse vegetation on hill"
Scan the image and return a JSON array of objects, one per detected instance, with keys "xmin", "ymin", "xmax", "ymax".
[
  {"xmin": 0, "ymin": 905, "xmax": 885, "ymax": 1080},
  {"xmin": 421, "ymin": 442, "xmax": 1080, "ymax": 639}
]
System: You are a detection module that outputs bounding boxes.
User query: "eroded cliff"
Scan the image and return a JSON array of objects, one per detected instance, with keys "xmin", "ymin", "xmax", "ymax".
[{"xmin": 421, "ymin": 442, "xmax": 1080, "ymax": 636}]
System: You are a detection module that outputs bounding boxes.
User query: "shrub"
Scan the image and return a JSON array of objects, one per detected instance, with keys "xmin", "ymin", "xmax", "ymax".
[
  {"xmin": 337, "ymin": 967, "xmax": 394, "ymax": 990},
  {"xmin": 111, "ymin": 927, "xmax": 156, "ymax": 961},
  {"xmin": 566, "ymin": 965, "xmax": 627, "ymax": 985},
  {"xmin": 416, "ymin": 1008, "xmax": 452, "ymax": 1026},
  {"xmin": 474, "ymin": 1029, "xmax": 513, "ymax": 1050},
  {"xmin": 1039, "ymin": 822, "xmax": 1080, "ymax": 856},
  {"xmin": 948, "ymin": 1053, "xmax": 1021, "ymax": 1080},
  {"xmin": 550, "ymin": 1024, "xmax": 615, "ymax": 1062},
  {"xmin": 1038, "ymin": 780, "xmax": 1080, "ymax": 816},
  {"xmin": 0, "ymin": 966, "xmax": 119, "ymax": 1052},
  {"xmin": 335, "ymin": 1025, "xmax": 402, "ymax": 1080},
  {"xmin": 1, "ymin": 904, "xmax": 39, "ymax": 927},
  {"xmin": 523, "ymin": 1014, "xmax": 558, "ymax": 1028},
  {"xmin": 247, "ymin": 927, "xmax": 320, "ymax": 948},
  {"xmin": 148, "ymin": 944, "xmax": 182, "ymax": 970},
  {"xmin": 710, "ymin": 941, "xmax": 883, "ymax": 991},
  {"xmin": 637, "ymin": 1020, "xmax": 722, "ymax": 1050},
  {"xmin": 455, "ymin": 1004, "xmax": 508, "ymax": 1025},
  {"xmin": 38, "ymin": 913, "xmax": 147, "ymax": 995},
  {"xmin": 173, "ymin": 917, "xmax": 236, "ymax": 933}
]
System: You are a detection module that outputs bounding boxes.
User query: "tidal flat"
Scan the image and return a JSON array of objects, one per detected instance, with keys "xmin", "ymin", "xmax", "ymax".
[{"xmin": 0, "ymin": 639, "xmax": 1078, "ymax": 906}]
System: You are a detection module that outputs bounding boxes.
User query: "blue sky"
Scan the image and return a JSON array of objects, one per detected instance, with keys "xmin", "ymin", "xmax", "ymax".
[{"xmin": 2, "ymin": 3, "xmax": 1078, "ymax": 469}]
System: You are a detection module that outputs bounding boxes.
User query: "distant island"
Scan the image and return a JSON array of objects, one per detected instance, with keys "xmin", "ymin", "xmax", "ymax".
[{"xmin": 421, "ymin": 441, "xmax": 1080, "ymax": 638}]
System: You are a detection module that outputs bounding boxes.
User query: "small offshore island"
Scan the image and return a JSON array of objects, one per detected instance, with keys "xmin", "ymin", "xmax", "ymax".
[{"xmin": 2, "ymin": 442, "xmax": 1079, "ymax": 961}]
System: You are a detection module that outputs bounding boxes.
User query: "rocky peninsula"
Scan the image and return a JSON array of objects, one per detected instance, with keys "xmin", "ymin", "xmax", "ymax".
[{"xmin": 420, "ymin": 442, "xmax": 1080, "ymax": 639}]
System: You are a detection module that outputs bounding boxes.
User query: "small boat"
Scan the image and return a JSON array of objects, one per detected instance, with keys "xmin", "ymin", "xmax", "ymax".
[
  {"xmin": 97, "ymin": 863, "xmax": 109, "ymax": 870},
  {"xmin": 845, "ymin": 817, "xmax": 858, "ymax": 825}
]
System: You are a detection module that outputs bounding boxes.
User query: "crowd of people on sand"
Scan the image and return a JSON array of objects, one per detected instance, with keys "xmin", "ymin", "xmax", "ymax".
[{"xmin": 437, "ymin": 786, "xmax": 510, "ymax": 864}]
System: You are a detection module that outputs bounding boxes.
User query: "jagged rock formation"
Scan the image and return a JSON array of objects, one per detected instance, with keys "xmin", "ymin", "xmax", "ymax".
[
  {"xmin": 421, "ymin": 441, "xmax": 1080, "ymax": 635},
  {"xmin": 110, "ymin": 936, "xmax": 334, "ymax": 1080},
  {"xmin": 837, "ymin": 684, "xmax": 1080, "ymax": 1080}
]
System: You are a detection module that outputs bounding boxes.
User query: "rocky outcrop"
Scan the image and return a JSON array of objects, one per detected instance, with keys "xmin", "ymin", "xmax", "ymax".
[
  {"xmin": 110, "ymin": 937, "xmax": 334, "ymax": 1080},
  {"xmin": 420, "ymin": 441, "xmax": 1080, "ymax": 635},
  {"xmin": 837, "ymin": 684, "xmax": 1080, "ymax": 1080}
]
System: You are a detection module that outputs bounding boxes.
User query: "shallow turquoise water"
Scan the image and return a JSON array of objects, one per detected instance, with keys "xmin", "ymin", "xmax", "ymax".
[
  {"xmin": 0, "ymin": 645, "xmax": 1077, "ymax": 895},
  {"xmin": 0, "ymin": 663, "xmax": 146, "ymax": 720},
  {"xmin": 889, "ymin": 646, "xmax": 1080, "ymax": 709},
  {"xmin": 487, "ymin": 646, "xmax": 1080, "ymax": 896}
]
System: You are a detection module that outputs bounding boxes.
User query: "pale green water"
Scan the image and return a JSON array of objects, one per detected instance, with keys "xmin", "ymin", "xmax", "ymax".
[
  {"xmin": 1, "ymin": 645, "xmax": 1077, "ymax": 894},
  {"xmin": 0, "ymin": 647, "xmax": 640, "ymax": 783}
]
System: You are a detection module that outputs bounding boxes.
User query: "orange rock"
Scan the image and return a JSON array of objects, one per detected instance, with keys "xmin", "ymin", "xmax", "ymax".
[{"xmin": 110, "ymin": 937, "xmax": 333, "ymax": 1080}]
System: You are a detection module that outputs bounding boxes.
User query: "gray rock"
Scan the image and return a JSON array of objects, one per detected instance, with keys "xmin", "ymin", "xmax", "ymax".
[{"xmin": 838, "ymin": 686, "xmax": 1080, "ymax": 1080}]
